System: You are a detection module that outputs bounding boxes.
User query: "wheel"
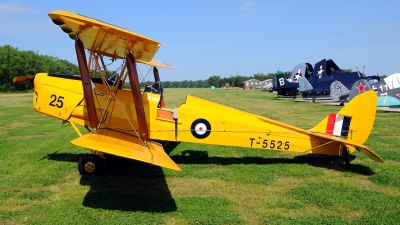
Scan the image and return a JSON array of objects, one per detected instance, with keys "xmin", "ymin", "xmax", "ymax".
[
  {"xmin": 78, "ymin": 154, "xmax": 103, "ymax": 175},
  {"xmin": 340, "ymin": 102, "xmax": 344, "ymax": 106}
]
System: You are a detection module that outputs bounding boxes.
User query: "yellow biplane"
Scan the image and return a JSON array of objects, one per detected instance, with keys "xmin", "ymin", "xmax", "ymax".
[{"xmin": 14, "ymin": 10, "xmax": 383, "ymax": 175}]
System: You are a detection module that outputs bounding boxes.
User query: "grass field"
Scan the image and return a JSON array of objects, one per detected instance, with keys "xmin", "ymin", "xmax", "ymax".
[{"xmin": 1, "ymin": 89, "xmax": 399, "ymax": 224}]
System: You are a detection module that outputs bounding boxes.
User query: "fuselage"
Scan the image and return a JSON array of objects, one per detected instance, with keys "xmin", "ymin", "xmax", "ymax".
[{"xmin": 32, "ymin": 73, "xmax": 344, "ymax": 156}]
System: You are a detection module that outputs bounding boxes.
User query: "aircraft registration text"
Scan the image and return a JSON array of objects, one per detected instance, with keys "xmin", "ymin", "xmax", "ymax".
[{"xmin": 249, "ymin": 138, "xmax": 290, "ymax": 150}]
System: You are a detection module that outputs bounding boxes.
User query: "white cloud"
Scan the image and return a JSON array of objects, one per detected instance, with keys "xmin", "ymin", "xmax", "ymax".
[
  {"xmin": 238, "ymin": 1, "xmax": 257, "ymax": 18},
  {"xmin": 0, "ymin": 2, "xmax": 37, "ymax": 13}
]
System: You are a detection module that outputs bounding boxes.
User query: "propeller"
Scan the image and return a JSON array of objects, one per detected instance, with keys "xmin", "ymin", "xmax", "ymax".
[
  {"xmin": 354, "ymin": 64, "xmax": 366, "ymax": 77},
  {"xmin": 13, "ymin": 75, "xmax": 34, "ymax": 84}
]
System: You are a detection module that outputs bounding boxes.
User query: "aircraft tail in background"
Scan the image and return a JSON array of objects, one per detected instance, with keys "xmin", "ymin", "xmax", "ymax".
[
  {"xmin": 310, "ymin": 59, "xmax": 328, "ymax": 86},
  {"xmin": 273, "ymin": 74, "xmax": 299, "ymax": 97},
  {"xmin": 289, "ymin": 63, "xmax": 306, "ymax": 82},
  {"xmin": 348, "ymin": 79, "xmax": 372, "ymax": 101},
  {"xmin": 330, "ymin": 80, "xmax": 350, "ymax": 103},
  {"xmin": 288, "ymin": 63, "xmax": 314, "ymax": 82}
]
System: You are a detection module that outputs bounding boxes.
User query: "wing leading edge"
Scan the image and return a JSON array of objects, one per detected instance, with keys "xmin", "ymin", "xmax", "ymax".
[{"xmin": 71, "ymin": 129, "xmax": 181, "ymax": 171}]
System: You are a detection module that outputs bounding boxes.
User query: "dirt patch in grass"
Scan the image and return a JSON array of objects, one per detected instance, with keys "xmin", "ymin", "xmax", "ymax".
[
  {"xmin": 4, "ymin": 121, "xmax": 32, "ymax": 130},
  {"xmin": 7, "ymin": 133, "xmax": 57, "ymax": 140}
]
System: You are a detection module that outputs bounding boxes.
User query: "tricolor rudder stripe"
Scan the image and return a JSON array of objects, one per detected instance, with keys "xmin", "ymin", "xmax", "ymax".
[{"xmin": 326, "ymin": 113, "xmax": 352, "ymax": 137}]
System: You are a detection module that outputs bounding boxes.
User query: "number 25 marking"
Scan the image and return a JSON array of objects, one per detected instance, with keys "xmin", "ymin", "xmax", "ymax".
[{"xmin": 49, "ymin": 94, "xmax": 64, "ymax": 108}]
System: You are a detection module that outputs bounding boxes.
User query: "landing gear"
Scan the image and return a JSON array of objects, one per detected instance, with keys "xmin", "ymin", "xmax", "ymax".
[
  {"xmin": 340, "ymin": 100, "xmax": 345, "ymax": 106},
  {"xmin": 78, "ymin": 154, "xmax": 103, "ymax": 175},
  {"xmin": 343, "ymin": 147, "xmax": 350, "ymax": 166}
]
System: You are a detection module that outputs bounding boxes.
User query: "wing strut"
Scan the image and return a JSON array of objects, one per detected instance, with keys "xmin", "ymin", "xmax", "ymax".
[
  {"xmin": 75, "ymin": 39, "xmax": 99, "ymax": 131},
  {"xmin": 126, "ymin": 52, "xmax": 149, "ymax": 142},
  {"xmin": 153, "ymin": 67, "xmax": 165, "ymax": 108}
]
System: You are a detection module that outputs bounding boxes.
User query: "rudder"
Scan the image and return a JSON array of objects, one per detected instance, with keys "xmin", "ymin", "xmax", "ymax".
[{"xmin": 310, "ymin": 90, "xmax": 377, "ymax": 145}]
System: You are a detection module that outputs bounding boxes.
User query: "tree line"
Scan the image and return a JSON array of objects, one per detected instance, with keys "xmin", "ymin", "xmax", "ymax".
[
  {"xmin": 0, "ymin": 45, "xmax": 80, "ymax": 92},
  {"xmin": 138, "ymin": 72, "xmax": 291, "ymax": 89},
  {"xmin": 0, "ymin": 45, "xmax": 292, "ymax": 92}
]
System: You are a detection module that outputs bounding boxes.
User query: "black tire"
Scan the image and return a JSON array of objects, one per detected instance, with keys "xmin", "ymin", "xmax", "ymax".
[{"xmin": 78, "ymin": 154, "xmax": 103, "ymax": 175}]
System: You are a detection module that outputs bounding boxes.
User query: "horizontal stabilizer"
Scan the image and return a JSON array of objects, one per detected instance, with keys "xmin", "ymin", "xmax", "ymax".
[
  {"xmin": 71, "ymin": 129, "xmax": 181, "ymax": 171},
  {"xmin": 345, "ymin": 144, "xmax": 384, "ymax": 163},
  {"xmin": 298, "ymin": 76, "xmax": 313, "ymax": 92}
]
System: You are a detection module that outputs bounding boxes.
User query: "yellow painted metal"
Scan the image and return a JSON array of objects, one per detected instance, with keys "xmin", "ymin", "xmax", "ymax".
[
  {"xmin": 137, "ymin": 59, "xmax": 175, "ymax": 69},
  {"xmin": 33, "ymin": 73, "xmax": 83, "ymax": 120},
  {"xmin": 71, "ymin": 129, "xmax": 181, "ymax": 171},
  {"xmin": 148, "ymin": 91, "xmax": 383, "ymax": 162},
  {"xmin": 152, "ymin": 95, "xmax": 335, "ymax": 155},
  {"xmin": 30, "ymin": 72, "xmax": 383, "ymax": 168},
  {"xmin": 48, "ymin": 10, "xmax": 160, "ymax": 61},
  {"xmin": 68, "ymin": 120, "xmax": 82, "ymax": 137},
  {"xmin": 16, "ymin": 10, "xmax": 382, "ymax": 173}
]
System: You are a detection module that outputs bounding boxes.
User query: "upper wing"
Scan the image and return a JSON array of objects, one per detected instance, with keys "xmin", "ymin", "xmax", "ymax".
[{"xmin": 48, "ymin": 10, "xmax": 160, "ymax": 61}]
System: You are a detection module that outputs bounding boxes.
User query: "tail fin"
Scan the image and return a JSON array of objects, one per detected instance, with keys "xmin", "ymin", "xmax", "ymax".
[
  {"xmin": 289, "ymin": 63, "xmax": 307, "ymax": 82},
  {"xmin": 348, "ymin": 79, "xmax": 372, "ymax": 101},
  {"xmin": 311, "ymin": 59, "xmax": 327, "ymax": 82},
  {"xmin": 326, "ymin": 59, "xmax": 342, "ymax": 72},
  {"xmin": 330, "ymin": 80, "xmax": 350, "ymax": 102},
  {"xmin": 275, "ymin": 74, "xmax": 289, "ymax": 88},
  {"xmin": 310, "ymin": 90, "xmax": 377, "ymax": 145}
]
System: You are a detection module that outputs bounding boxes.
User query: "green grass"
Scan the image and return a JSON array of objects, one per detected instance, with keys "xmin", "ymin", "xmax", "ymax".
[{"xmin": 1, "ymin": 89, "xmax": 400, "ymax": 224}]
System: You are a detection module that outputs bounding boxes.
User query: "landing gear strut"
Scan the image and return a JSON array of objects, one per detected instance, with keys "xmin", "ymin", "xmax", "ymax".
[
  {"xmin": 78, "ymin": 154, "xmax": 104, "ymax": 175},
  {"xmin": 343, "ymin": 147, "xmax": 350, "ymax": 166}
]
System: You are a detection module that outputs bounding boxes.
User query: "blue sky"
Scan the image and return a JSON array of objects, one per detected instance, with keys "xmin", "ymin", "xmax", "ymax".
[{"xmin": 1, "ymin": 1, "xmax": 399, "ymax": 81}]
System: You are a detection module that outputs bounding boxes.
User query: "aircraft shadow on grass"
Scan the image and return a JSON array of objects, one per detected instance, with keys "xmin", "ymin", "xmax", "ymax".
[
  {"xmin": 171, "ymin": 150, "xmax": 374, "ymax": 176},
  {"xmin": 41, "ymin": 152, "xmax": 177, "ymax": 212},
  {"xmin": 41, "ymin": 145, "xmax": 374, "ymax": 212}
]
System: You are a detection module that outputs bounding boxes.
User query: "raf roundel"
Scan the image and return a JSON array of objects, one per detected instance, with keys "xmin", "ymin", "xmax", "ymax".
[{"xmin": 191, "ymin": 119, "xmax": 211, "ymax": 139}]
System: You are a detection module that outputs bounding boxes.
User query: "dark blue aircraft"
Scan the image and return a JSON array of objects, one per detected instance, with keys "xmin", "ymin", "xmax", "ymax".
[
  {"xmin": 308, "ymin": 59, "xmax": 378, "ymax": 92},
  {"xmin": 272, "ymin": 63, "xmax": 313, "ymax": 98},
  {"xmin": 300, "ymin": 59, "xmax": 380, "ymax": 101}
]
